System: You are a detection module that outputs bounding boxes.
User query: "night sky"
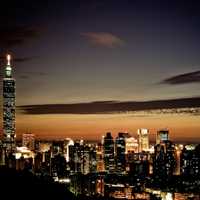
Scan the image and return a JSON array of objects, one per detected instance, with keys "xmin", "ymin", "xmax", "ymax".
[{"xmin": 0, "ymin": 0, "xmax": 200, "ymax": 142}]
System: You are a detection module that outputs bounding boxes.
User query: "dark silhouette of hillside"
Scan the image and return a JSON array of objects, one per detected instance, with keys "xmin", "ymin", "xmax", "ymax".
[
  {"xmin": 0, "ymin": 167, "xmax": 75, "ymax": 200},
  {"xmin": 0, "ymin": 167, "xmax": 116, "ymax": 200}
]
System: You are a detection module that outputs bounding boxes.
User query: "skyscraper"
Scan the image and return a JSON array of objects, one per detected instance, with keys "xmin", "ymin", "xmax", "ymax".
[
  {"xmin": 69, "ymin": 140, "xmax": 96, "ymax": 174},
  {"xmin": 103, "ymin": 132, "xmax": 115, "ymax": 173},
  {"xmin": 125, "ymin": 136, "xmax": 138, "ymax": 154},
  {"xmin": 63, "ymin": 138, "xmax": 74, "ymax": 162},
  {"xmin": 137, "ymin": 129, "xmax": 149, "ymax": 152},
  {"xmin": 96, "ymin": 143, "xmax": 104, "ymax": 172},
  {"xmin": 180, "ymin": 144, "xmax": 200, "ymax": 177},
  {"xmin": 22, "ymin": 133, "xmax": 35, "ymax": 150},
  {"xmin": 153, "ymin": 140, "xmax": 176, "ymax": 184},
  {"xmin": 156, "ymin": 129, "xmax": 169, "ymax": 144},
  {"xmin": 3, "ymin": 55, "xmax": 16, "ymax": 153},
  {"xmin": 115, "ymin": 132, "xmax": 126, "ymax": 173}
]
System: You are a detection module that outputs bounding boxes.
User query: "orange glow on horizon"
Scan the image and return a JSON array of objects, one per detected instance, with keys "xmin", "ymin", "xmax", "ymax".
[{"xmin": 1, "ymin": 112, "xmax": 197, "ymax": 142}]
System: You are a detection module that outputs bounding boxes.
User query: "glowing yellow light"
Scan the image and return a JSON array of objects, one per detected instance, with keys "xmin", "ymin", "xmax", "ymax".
[{"xmin": 7, "ymin": 54, "xmax": 11, "ymax": 65}]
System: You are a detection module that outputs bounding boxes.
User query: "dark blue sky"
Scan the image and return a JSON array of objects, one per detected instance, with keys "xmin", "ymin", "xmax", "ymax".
[{"xmin": 0, "ymin": 0, "xmax": 200, "ymax": 104}]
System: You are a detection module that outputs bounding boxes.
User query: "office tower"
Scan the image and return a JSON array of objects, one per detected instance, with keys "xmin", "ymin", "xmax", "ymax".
[
  {"xmin": 63, "ymin": 138, "xmax": 74, "ymax": 162},
  {"xmin": 3, "ymin": 55, "xmax": 16, "ymax": 153},
  {"xmin": 156, "ymin": 129, "xmax": 169, "ymax": 144},
  {"xmin": 96, "ymin": 143, "xmax": 104, "ymax": 172},
  {"xmin": 126, "ymin": 149, "xmax": 149, "ymax": 177},
  {"xmin": 153, "ymin": 140, "xmax": 176, "ymax": 183},
  {"xmin": 115, "ymin": 132, "xmax": 126, "ymax": 173},
  {"xmin": 103, "ymin": 132, "xmax": 115, "ymax": 173},
  {"xmin": 125, "ymin": 136, "xmax": 138, "ymax": 153},
  {"xmin": 83, "ymin": 145, "xmax": 90, "ymax": 174},
  {"xmin": 15, "ymin": 147, "xmax": 34, "ymax": 171},
  {"xmin": 174, "ymin": 144, "xmax": 182, "ymax": 175},
  {"xmin": 69, "ymin": 141, "xmax": 96, "ymax": 174},
  {"xmin": 88, "ymin": 144, "xmax": 97, "ymax": 173},
  {"xmin": 51, "ymin": 153, "xmax": 67, "ymax": 178},
  {"xmin": 69, "ymin": 141, "xmax": 84, "ymax": 173},
  {"xmin": 137, "ymin": 128, "xmax": 149, "ymax": 152},
  {"xmin": 125, "ymin": 136, "xmax": 138, "ymax": 172},
  {"xmin": 22, "ymin": 133, "xmax": 35, "ymax": 150},
  {"xmin": 34, "ymin": 152, "xmax": 43, "ymax": 174},
  {"xmin": 132, "ymin": 159, "xmax": 149, "ymax": 178},
  {"xmin": 180, "ymin": 144, "xmax": 200, "ymax": 177},
  {"xmin": 52, "ymin": 140, "xmax": 64, "ymax": 156},
  {"xmin": 77, "ymin": 143, "xmax": 97, "ymax": 174}
]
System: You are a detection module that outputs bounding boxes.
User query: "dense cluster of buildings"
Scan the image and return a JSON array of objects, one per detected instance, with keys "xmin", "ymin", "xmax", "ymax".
[
  {"xmin": 0, "ymin": 128, "xmax": 200, "ymax": 198},
  {"xmin": 0, "ymin": 55, "xmax": 200, "ymax": 199}
]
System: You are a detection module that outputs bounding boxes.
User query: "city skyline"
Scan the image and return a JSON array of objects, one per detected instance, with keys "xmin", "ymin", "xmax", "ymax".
[{"xmin": 0, "ymin": 0, "xmax": 200, "ymax": 142}]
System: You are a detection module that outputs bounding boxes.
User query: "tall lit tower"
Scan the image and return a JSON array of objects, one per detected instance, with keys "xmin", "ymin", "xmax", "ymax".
[
  {"xmin": 3, "ymin": 54, "xmax": 16, "ymax": 153},
  {"xmin": 103, "ymin": 132, "xmax": 115, "ymax": 173},
  {"xmin": 137, "ymin": 128, "xmax": 149, "ymax": 152},
  {"xmin": 156, "ymin": 129, "xmax": 169, "ymax": 144}
]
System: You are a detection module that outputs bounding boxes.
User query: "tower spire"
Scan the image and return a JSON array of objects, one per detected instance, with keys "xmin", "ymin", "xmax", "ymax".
[
  {"xmin": 7, "ymin": 54, "xmax": 11, "ymax": 66},
  {"xmin": 3, "ymin": 53, "xmax": 16, "ymax": 155},
  {"xmin": 5, "ymin": 54, "xmax": 12, "ymax": 78}
]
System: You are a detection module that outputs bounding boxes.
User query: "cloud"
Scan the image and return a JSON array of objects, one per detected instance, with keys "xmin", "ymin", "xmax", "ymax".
[
  {"xmin": 161, "ymin": 70, "xmax": 200, "ymax": 85},
  {"xmin": 14, "ymin": 57, "xmax": 36, "ymax": 63},
  {"xmin": 0, "ymin": 55, "xmax": 38, "ymax": 81},
  {"xmin": 81, "ymin": 32, "xmax": 124, "ymax": 48},
  {"xmin": 0, "ymin": 54, "xmax": 46, "ymax": 80},
  {"xmin": 18, "ymin": 97, "xmax": 200, "ymax": 115},
  {"xmin": 0, "ymin": 26, "xmax": 41, "ymax": 49},
  {"xmin": 0, "ymin": 55, "xmax": 35, "ymax": 64},
  {"xmin": 19, "ymin": 75, "xmax": 29, "ymax": 80},
  {"xmin": 18, "ymin": 71, "xmax": 47, "ymax": 80}
]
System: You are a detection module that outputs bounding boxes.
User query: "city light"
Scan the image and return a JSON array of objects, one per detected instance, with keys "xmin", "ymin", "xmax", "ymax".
[{"xmin": 1, "ymin": 2, "xmax": 200, "ymax": 199}]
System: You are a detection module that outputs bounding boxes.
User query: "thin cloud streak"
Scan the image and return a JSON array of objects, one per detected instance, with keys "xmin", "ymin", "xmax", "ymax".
[
  {"xmin": 81, "ymin": 32, "xmax": 124, "ymax": 48},
  {"xmin": 161, "ymin": 70, "xmax": 200, "ymax": 85},
  {"xmin": 0, "ymin": 26, "xmax": 40, "ymax": 48},
  {"xmin": 18, "ymin": 97, "xmax": 200, "ymax": 115},
  {"xmin": 0, "ymin": 55, "xmax": 36, "ymax": 63},
  {"xmin": 18, "ymin": 71, "xmax": 47, "ymax": 80}
]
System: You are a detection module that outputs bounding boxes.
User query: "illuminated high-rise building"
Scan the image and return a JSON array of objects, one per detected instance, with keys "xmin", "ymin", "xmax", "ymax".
[
  {"xmin": 137, "ymin": 129, "xmax": 149, "ymax": 152},
  {"xmin": 115, "ymin": 132, "xmax": 126, "ymax": 173},
  {"xmin": 156, "ymin": 129, "xmax": 169, "ymax": 144},
  {"xmin": 3, "ymin": 55, "xmax": 16, "ymax": 153},
  {"xmin": 69, "ymin": 140, "xmax": 96, "ymax": 174},
  {"xmin": 125, "ymin": 136, "xmax": 138, "ymax": 153},
  {"xmin": 22, "ymin": 133, "xmax": 35, "ymax": 150},
  {"xmin": 103, "ymin": 132, "xmax": 115, "ymax": 173},
  {"xmin": 63, "ymin": 138, "xmax": 74, "ymax": 162},
  {"xmin": 153, "ymin": 140, "xmax": 176, "ymax": 183},
  {"xmin": 180, "ymin": 144, "xmax": 200, "ymax": 177},
  {"xmin": 96, "ymin": 143, "xmax": 104, "ymax": 172},
  {"xmin": 69, "ymin": 140, "xmax": 84, "ymax": 173},
  {"xmin": 51, "ymin": 140, "xmax": 64, "ymax": 156}
]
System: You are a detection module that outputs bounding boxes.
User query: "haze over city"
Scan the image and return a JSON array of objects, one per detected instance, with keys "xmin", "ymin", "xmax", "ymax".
[{"xmin": 0, "ymin": 0, "xmax": 200, "ymax": 142}]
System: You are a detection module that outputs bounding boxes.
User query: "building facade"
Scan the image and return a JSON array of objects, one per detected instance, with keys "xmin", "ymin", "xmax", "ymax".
[
  {"xmin": 137, "ymin": 129, "xmax": 149, "ymax": 152},
  {"xmin": 180, "ymin": 144, "xmax": 200, "ymax": 177},
  {"xmin": 125, "ymin": 136, "xmax": 138, "ymax": 154},
  {"xmin": 22, "ymin": 133, "xmax": 35, "ymax": 150},
  {"xmin": 3, "ymin": 55, "xmax": 16, "ymax": 153},
  {"xmin": 115, "ymin": 132, "xmax": 126, "ymax": 173},
  {"xmin": 103, "ymin": 132, "xmax": 115, "ymax": 173},
  {"xmin": 156, "ymin": 129, "xmax": 169, "ymax": 144},
  {"xmin": 153, "ymin": 140, "xmax": 176, "ymax": 184}
]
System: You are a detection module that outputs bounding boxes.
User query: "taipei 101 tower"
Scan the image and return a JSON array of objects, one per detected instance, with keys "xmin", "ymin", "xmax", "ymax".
[{"xmin": 3, "ymin": 54, "xmax": 16, "ymax": 153}]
